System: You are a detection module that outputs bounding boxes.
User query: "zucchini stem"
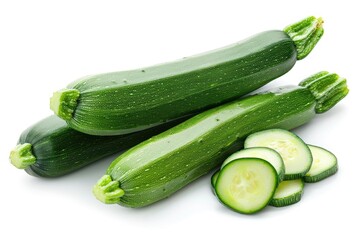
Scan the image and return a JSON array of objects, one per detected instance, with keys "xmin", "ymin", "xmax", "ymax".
[
  {"xmin": 50, "ymin": 89, "xmax": 80, "ymax": 121},
  {"xmin": 93, "ymin": 175, "xmax": 124, "ymax": 204},
  {"xmin": 299, "ymin": 71, "xmax": 349, "ymax": 113},
  {"xmin": 284, "ymin": 16, "xmax": 324, "ymax": 60},
  {"xmin": 10, "ymin": 143, "xmax": 36, "ymax": 169}
]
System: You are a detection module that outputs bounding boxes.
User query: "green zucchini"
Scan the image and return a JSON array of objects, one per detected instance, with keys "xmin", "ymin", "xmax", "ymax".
[
  {"xmin": 304, "ymin": 145, "xmax": 338, "ymax": 182},
  {"xmin": 215, "ymin": 158, "xmax": 278, "ymax": 214},
  {"xmin": 93, "ymin": 71, "xmax": 348, "ymax": 208},
  {"xmin": 51, "ymin": 16, "xmax": 323, "ymax": 136},
  {"xmin": 270, "ymin": 179, "xmax": 305, "ymax": 207},
  {"xmin": 9, "ymin": 115, "xmax": 178, "ymax": 177},
  {"xmin": 211, "ymin": 171, "xmax": 220, "ymax": 190},
  {"xmin": 222, "ymin": 147, "xmax": 285, "ymax": 182},
  {"xmin": 244, "ymin": 129, "xmax": 313, "ymax": 180}
]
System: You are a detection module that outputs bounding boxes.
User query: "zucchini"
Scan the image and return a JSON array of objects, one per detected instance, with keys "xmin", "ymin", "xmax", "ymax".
[
  {"xmin": 51, "ymin": 16, "xmax": 323, "ymax": 135},
  {"xmin": 244, "ymin": 129, "xmax": 312, "ymax": 180},
  {"xmin": 93, "ymin": 71, "xmax": 348, "ymax": 208},
  {"xmin": 211, "ymin": 171, "xmax": 220, "ymax": 190},
  {"xmin": 222, "ymin": 147, "xmax": 285, "ymax": 182},
  {"xmin": 9, "ymin": 115, "xmax": 177, "ymax": 177},
  {"xmin": 304, "ymin": 145, "xmax": 338, "ymax": 182},
  {"xmin": 215, "ymin": 158, "xmax": 278, "ymax": 214},
  {"xmin": 270, "ymin": 179, "xmax": 305, "ymax": 207}
]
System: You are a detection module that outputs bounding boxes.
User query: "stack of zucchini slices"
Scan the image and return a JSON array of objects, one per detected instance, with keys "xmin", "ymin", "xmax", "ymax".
[{"xmin": 211, "ymin": 129, "xmax": 338, "ymax": 214}]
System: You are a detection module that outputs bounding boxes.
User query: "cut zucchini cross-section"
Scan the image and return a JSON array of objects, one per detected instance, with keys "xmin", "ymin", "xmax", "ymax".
[
  {"xmin": 215, "ymin": 158, "xmax": 278, "ymax": 214},
  {"xmin": 304, "ymin": 145, "xmax": 338, "ymax": 182},
  {"xmin": 222, "ymin": 147, "xmax": 285, "ymax": 182},
  {"xmin": 270, "ymin": 179, "xmax": 304, "ymax": 207},
  {"xmin": 245, "ymin": 129, "xmax": 313, "ymax": 180}
]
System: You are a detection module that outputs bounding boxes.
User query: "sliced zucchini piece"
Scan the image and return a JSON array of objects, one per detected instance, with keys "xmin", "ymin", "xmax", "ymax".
[
  {"xmin": 270, "ymin": 179, "xmax": 304, "ymax": 207},
  {"xmin": 244, "ymin": 129, "xmax": 312, "ymax": 180},
  {"xmin": 215, "ymin": 158, "xmax": 278, "ymax": 214},
  {"xmin": 211, "ymin": 171, "xmax": 219, "ymax": 189},
  {"xmin": 222, "ymin": 147, "xmax": 285, "ymax": 182},
  {"xmin": 304, "ymin": 145, "xmax": 338, "ymax": 183}
]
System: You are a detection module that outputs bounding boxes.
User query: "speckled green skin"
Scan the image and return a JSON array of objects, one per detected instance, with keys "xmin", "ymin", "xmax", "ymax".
[
  {"xmin": 105, "ymin": 85, "xmax": 318, "ymax": 208},
  {"xmin": 16, "ymin": 116, "xmax": 178, "ymax": 177},
  {"xmin": 63, "ymin": 30, "xmax": 297, "ymax": 135}
]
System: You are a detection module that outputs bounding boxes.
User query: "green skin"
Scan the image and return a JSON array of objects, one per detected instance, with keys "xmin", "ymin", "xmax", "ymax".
[
  {"xmin": 61, "ymin": 31, "xmax": 296, "ymax": 135},
  {"xmin": 52, "ymin": 16, "xmax": 324, "ymax": 136},
  {"xmin": 270, "ymin": 179, "xmax": 305, "ymax": 207},
  {"xmin": 12, "ymin": 116, "xmax": 180, "ymax": 177},
  {"xmin": 97, "ymin": 85, "xmax": 315, "ymax": 207},
  {"xmin": 94, "ymin": 71, "xmax": 348, "ymax": 208},
  {"xmin": 211, "ymin": 171, "xmax": 220, "ymax": 189}
]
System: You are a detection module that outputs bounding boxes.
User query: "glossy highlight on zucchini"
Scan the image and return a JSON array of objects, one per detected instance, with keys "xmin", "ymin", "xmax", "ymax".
[
  {"xmin": 51, "ymin": 16, "xmax": 324, "ymax": 136},
  {"xmin": 9, "ymin": 116, "xmax": 178, "ymax": 177},
  {"xmin": 93, "ymin": 71, "xmax": 348, "ymax": 208}
]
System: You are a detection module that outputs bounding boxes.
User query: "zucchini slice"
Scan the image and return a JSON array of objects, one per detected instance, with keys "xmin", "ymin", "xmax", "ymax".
[
  {"xmin": 245, "ymin": 129, "xmax": 312, "ymax": 180},
  {"xmin": 222, "ymin": 147, "xmax": 285, "ymax": 182},
  {"xmin": 211, "ymin": 171, "xmax": 220, "ymax": 190},
  {"xmin": 304, "ymin": 145, "xmax": 338, "ymax": 183},
  {"xmin": 215, "ymin": 158, "xmax": 278, "ymax": 214},
  {"xmin": 270, "ymin": 179, "xmax": 304, "ymax": 207}
]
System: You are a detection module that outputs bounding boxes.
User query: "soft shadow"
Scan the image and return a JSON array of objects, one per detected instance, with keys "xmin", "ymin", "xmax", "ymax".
[{"xmin": 21, "ymin": 152, "xmax": 121, "ymax": 200}]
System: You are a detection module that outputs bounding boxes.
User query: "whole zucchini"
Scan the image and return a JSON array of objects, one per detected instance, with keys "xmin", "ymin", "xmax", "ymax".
[
  {"xmin": 51, "ymin": 16, "xmax": 324, "ymax": 135},
  {"xmin": 9, "ymin": 116, "xmax": 179, "ymax": 177},
  {"xmin": 93, "ymin": 71, "xmax": 348, "ymax": 207}
]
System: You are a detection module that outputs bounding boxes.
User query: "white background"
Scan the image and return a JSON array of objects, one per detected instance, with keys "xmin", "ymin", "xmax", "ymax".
[{"xmin": 1, "ymin": 0, "xmax": 359, "ymax": 239}]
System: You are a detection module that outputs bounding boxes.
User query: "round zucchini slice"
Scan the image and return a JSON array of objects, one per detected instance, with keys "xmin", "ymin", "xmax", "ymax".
[
  {"xmin": 245, "ymin": 129, "xmax": 312, "ymax": 180},
  {"xmin": 215, "ymin": 158, "xmax": 278, "ymax": 214},
  {"xmin": 222, "ymin": 147, "xmax": 285, "ymax": 182}
]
